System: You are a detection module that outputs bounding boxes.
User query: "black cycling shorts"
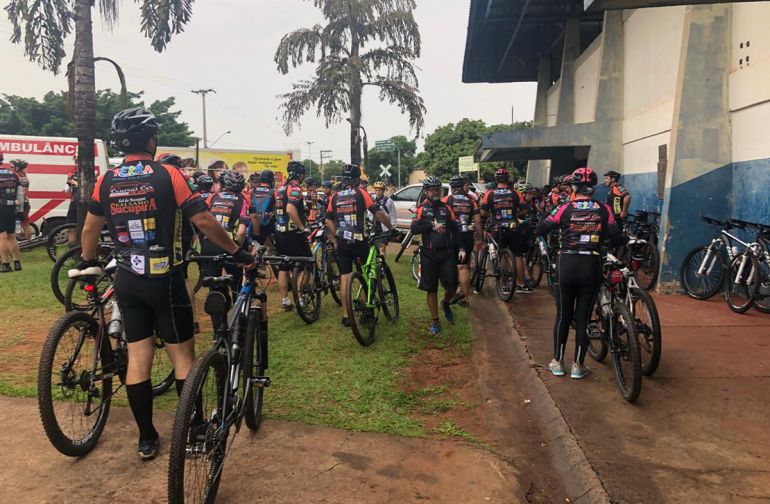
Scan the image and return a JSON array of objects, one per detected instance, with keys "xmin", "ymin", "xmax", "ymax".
[
  {"xmin": 253, "ymin": 222, "xmax": 275, "ymax": 246},
  {"xmin": 509, "ymin": 227, "xmax": 532, "ymax": 256},
  {"xmin": 457, "ymin": 232, "xmax": 474, "ymax": 266},
  {"xmin": 419, "ymin": 248, "xmax": 458, "ymax": 293},
  {"xmin": 274, "ymin": 231, "xmax": 311, "ymax": 271},
  {"xmin": 0, "ymin": 206, "xmax": 16, "ymax": 234},
  {"xmin": 113, "ymin": 268, "xmax": 194, "ymax": 345},
  {"xmin": 337, "ymin": 240, "xmax": 370, "ymax": 275},
  {"xmin": 66, "ymin": 200, "xmax": 78, "ymax": 224}
]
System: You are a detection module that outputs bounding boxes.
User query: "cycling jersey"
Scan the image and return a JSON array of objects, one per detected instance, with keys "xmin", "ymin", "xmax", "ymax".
[
  {"xmin": 326, "ymin": 186, "xmax": 379, "ymax": 242},
  {"xmin": 535, "ymin": 198, "xmax": 624, "ymax": 255},
  {"xmin": 90, "ymin": 154, "xmax": 207, "ymax": 278},
  {"xmin": 411, "ymin": 199, "xmax": 459, "ymax": 251},
  {"xmin": 481, "ymin": 184, "xmax": 520, "ymax": 228},
  {"xmin": 442, "ymin": 194, "xmax": 479, "ymax": 234},
  {"xmin": 606, "ymin": 183, "xmax": 630, "ymax": 218},
  {"xmin": 370, "ymin": 195, "xmax": 396, "ymax": 234},
  {"xmin": 0, "ymin": 168, "xmax": 21, "ymax": 207},
  {"xmin": 206, "ymin": 191, "xmax": 248, "ymax": 236},
  {"xmin": 274, "ymin": 180, "xmax": 306, "ymax": 233}
]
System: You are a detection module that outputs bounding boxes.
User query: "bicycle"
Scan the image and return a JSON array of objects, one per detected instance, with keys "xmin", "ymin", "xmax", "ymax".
[
  {"xmin": 37, "ymin": 263, "xmax": 176, "ymax": 457},
  {"xmin": 395, "ymin": 228, "xmax": 421, "ymax": 284},
  {"xmin": 51, "ymin": 243, "xmax": 114, "ymax": 308},
  {"xmin": 680, "ymin": 216, "xmax": 750, "ymax": 300},
  {"xmin": 292, "ymin": 223, "xmax": 342, "ymax": 324},
  {"xmin": 344, "ymin": 231, "xmax": 400, "ymax": 347},
  {"xmin": 470, "ymin": 225, "xmax": 516, "ymax": 302},
  {"xmin": 46, "ymin": 222, "xmax": 77, "ymax": 262},
  {"xmin": 167, "ymin": 249, "xmax": 314, "ymax": 503},
  {"xmin": 724, "ymin": 219, "xmax": 770, "ymax": 314},
  {"xmin": 586, "ymin": 255, "xmax": 642, "ymax": 402}
]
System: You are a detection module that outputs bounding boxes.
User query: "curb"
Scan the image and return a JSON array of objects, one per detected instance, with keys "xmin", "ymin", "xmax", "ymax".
[{"xmin": 471, "ymin": 294, "xmax": 610, "ymax": 504}]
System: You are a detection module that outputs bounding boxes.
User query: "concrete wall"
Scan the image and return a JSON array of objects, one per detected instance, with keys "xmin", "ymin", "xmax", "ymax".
[
  {"xmin": 546, "ymin": 82, "xmax": 561, "ymax": 127},
  {"xmin": 573, "ymin": 39, "xmax": 602, "ymax": 124}
]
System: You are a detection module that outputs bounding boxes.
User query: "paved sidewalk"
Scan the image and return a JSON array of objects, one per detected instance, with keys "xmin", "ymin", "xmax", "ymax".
[{"xmin": 508, "ymin": 290, "xmax": 770, "ymax": 503}]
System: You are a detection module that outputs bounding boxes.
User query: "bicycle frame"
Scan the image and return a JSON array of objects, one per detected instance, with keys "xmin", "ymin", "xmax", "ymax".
[
  {"xmin": 360, "ymin": 244, "xmax": 380, "ymax": 307},
  {"xmin": 697, "ymin": 229, "xmax": 750, "ymax": 276}
]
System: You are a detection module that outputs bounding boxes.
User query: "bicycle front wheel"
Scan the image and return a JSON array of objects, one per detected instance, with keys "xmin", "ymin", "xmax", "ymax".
[
  {"xmin": 610, "ymin": 301, "xmax": 642, "ymax": 403},
  {"xmin": 346, "ymin": 272, "xmax": 376, "ymax": 347},
  {"xmin": 725, "ymin": 254, "xmax": 760, "ymax": 314},
  {"xmin": 46, "ymin": 223, "xmax": 77, "ymax": 262},
  {"xmin": 587, "ymin": 294, "xmax": 608, "ymax": 362},
  {"xmin": 410, "ymin": 251, "xmax": 420, "ymax": 283},
  {"xmin": 37, "ymin": 311, "xmax": 113, "ymax": 457},
  {"xmin": 525, "ymin": 246, "xmax": 543, "ymax": 288},
  {"xmin": 752, "ymin": 260, "xmax": 770, "ymax": 314},
  {"xmin": 680, "ymin": 245, "xmax": 725, "ymax": 300},
  {"xmin": 152, "ymin": 337, "xmax": 175, "ymax": 396},
  {"xmin": 243, "ymin": 308, "xmax": 266, "ymax": 431},
  {"xmin": 293, "ymin": 263, "xmax": 321, "ymax": 324},
  {"xmin": 630, "ymin": 288, "xmax": 662, "ymax": 376},
  {"xmin": 496, "ymin": 249, "xmax": 515, "ymax": 302},
  {"xmin": 326, "ymin": 247, "xmax": 342, "ymax": 306},
  {"xmin": 168, "ymin": 349, "xmax": 229, "ymax": 504},
  {"xmin": 472, "ymin": 250, "xmax": 487, "ymax": 294},
  {"xmin": 546, "ymin": 253, "xmax": 559, "ymax": 298},
  {"xmin": 378, "ymin": 261, "xmax": 400, "ymax": 322}
]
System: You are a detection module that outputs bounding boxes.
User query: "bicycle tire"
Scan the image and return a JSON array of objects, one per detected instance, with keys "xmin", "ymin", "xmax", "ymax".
[
  {"xmin": 395, "ymin": 231, "xmax": 412, "ymax": 263},
  {"xmin": 546, "ymin": 253, "xmax": 559, "ymax": 298},
  {"xmin": 292, "ymin": 263, "xmax": 321, "ymax": 324},
  {"xmin": 525, "ymin": 246, "xmax": 543, "ymax": 288},
  {"xmin": 751, "ymin": 259, "xmax": 770, "ymax": 314},
  {"xmin": 725, "ymin": 254, "xmax": 759, "ymax": 314},
  {"xmin": 346, "ymin": 272, "xmax": 376, "ymax": 347},
  {"xmin": 168, "ymin": 349, "xmax": 229, "ymax": 504},
  {"xmin": 610, "ymin": 301, "xmax": 642, "ymax": 403},
  {"xmin": 630, "ymin": 288, "xmax": 662, "ymax": 376},
  {"xmin": 680, "ymin": 245, "xmax": 725, "ymax": 300},
  {"xmin": 51, "ymin": 246, "xmax": 84, "ymax": 307},
  {"xmin": 326, "ymin": 248, "xmax": 342, "ymax": 306},
  {"xmin": 46, "ymin": 223, "xmax": 77, "ymax": 262},
  {"xmin": 243, "ymin": 308, "xmax": 265, "ymax": 431},
  {"xmin": 410, "ymin": 251, "xmax": 420, "ymax": 283},
  {"xmin": 377, "ymin": 261, "xmax": 400, "ymax": 322},
  {"xmin": 152, "ymin": 338, "xmax": 176, "ymax": 396},
  {"xmin": 587, "ymin": 293, "xmax": 609, "ymax": 362},
  {"xmin": 631, "ymin": 242, "xmax": 660, "ymax": 291},
  {"xmin": 37, "ymin": 311, "xmax": 113, "ymax": 457},
  {"xmin": 496, "ymin": 249, "xmax": 515, "ymax": 302},
  {"xmin": 472, "ymin": 249, "xmax": 487, "ymax": 294}
]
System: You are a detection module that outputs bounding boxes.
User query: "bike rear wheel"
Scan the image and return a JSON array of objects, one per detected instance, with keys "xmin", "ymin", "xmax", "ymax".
[
  {"xmin": 46, "ymin": 223, "xmax": 77, "ymax": 262},
  {"xmin": 325, "ymin": 246, "xmax": 342, "ymax": 306},
  {"xmin": 410, "ymin": 251, "xmax": 420, "ymax": 283},
  {"xmin": 293, "ymin": 263, "xmax": 321, "ymax": 324},
  {"xmin": 152, "ymin": 337, "xmax": 176, "ymax": 396},
  {"xmin": 752, "ymin": 259, "xmax": 770, "ymax": 314},
  {"xmin": 472, "ymin": 250, "xmax": 487, "ymax": 294},
  {"xmin": 346, "ymin": 272, "xmax": 376, "ymax": 347},
  {"xmin": 725, "ymin": 254, "xmax": 759, "ymax": 314},
  {"xmin": 168, "ymin": 349, "xmax": 229, "ymax": 504},
  {"xmin": 630, "ymin": 288, "xmax": 662, "ymax": 376},
  {"xmin": 243, "ymin": 308, "xmax": 266, "ymax": 431},
  {"xmin": 37, "ymin": 311, "xmax": 113, "ymax": 457},
  {"xmin": 680, "ymin": 245, "xmax": 725, "ymax": 300},
  {"xmin": 587, "ymin": 293, "xmax": 609, "ymax": 362},
  {"xmin": 630, "ymin": 242, "xmax": 660, "ymax": 291},
  {"xmin": 609, "ymin": 301, "xmax": 642, "ymax": 402},
  {"xmin": 496, "ymin": 249, "xmax": 515, "ymax": 302},
  {"xmin": 546, "ymin": 253, "xmax": 559, "ymax": 298},
  {"xmin": 525, "ymin": 246, "xmax": 543, "ymax": 288},
  {"xmin": 378, "ymin": 261, "xmax": 400, "ymax": 322}
]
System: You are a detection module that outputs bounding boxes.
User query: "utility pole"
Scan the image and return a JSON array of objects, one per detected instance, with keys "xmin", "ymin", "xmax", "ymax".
[
  {"xmin": 191, "ymin": 89, "xmax": 216, "ymax": 148},
  {"xmin": 306, "ymin": 141, "xmax": 314, "ymax": 180},
  {"xmin": 320, "ymin": 150, "xmax": 333, "ymax": 179}
]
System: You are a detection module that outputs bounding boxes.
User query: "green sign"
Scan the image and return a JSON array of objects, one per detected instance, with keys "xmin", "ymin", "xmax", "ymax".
[{"xmin": 375, "ymin": 140, "xmax": 395, "ymax": 152}]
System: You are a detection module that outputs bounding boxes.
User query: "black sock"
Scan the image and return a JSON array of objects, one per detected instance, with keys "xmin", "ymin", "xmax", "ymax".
[
  {"xmin": 175, "ymin": 378, "xmax": 185, "ymax": 397},
  {"xmin": 126, "ymin": 380, "xmax": 157, "ymax": 441},
  {"xmin": 433, "ymin": 318, "xmax": 440, "ymax": 324}
]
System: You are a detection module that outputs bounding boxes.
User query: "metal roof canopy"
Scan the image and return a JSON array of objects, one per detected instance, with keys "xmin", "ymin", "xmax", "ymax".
[
  {"xmin": 475, "ymin": 124, "xmax": 594, "ymax": 162},
  {"xmin": 463, "ymin": 0, "xmax": 603, "ymax": 83}
]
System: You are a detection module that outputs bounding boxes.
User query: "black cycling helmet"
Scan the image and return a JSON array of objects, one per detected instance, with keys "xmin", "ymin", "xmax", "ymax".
[
  {"xmin": 9, "ymin": 159, "xmax": 28, "ymax": 170},
  {"xmin": 342, "ymin": 163, "xmax": 361, "ymax": 180},
  {"xmin": 259, "ymin": 169, "xmax": 275, "ymax": 186},
  {"xmin": 422, "ymin": 176, "xmax": 442, "ymax": 189},
  {"xmin": 111, "ymin": 107, "xmax": 160, "ymax": 151},
  {"xmin": 485, "ymin": 181, "xmax": 496, "ymax": 190},
  {"xmin": 321, "ymin": 180, "xmax": 333, "ymax": 189},
  {"xmin": 191, "ymin": 171, "xmax": 205, "ymax": 183},
  {"xmin": 604, "ymin": 170, "xmax": 621, "ymax": 180},
  {"xmin": 197, "ymin": 174, "xmax": 214, "ymax": 191},
  {"xmin": 305, "ymin": 178, "xmax": 317, "ymax": 187},
  {"xmin": 248, "ymin": 172, "xmax": 261, "ymax": 184},
  {"xmin": 219, "ymin": 170, "xmax": 246, "ymax": 193},
  {"xmin": 449, "ymin": 175, "xmax": 465, "ymax": 190},
  {"xmin": 287, "ymin": 161, "xmax": 306, "ymax": 179},
  {"xmin": 156, "ymin": 153, "xmax": 182, "ymax": 168}
]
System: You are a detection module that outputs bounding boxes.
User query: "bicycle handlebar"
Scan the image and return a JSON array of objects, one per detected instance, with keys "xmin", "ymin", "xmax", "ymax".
[{"xmin": 190, "ymin": 253, "xmax": 315, "ymax": 266}]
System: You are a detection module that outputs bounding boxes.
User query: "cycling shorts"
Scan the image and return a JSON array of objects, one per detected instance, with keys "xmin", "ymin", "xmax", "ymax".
[
  {"xmin": 113, "ymin": 268, "xmax": 194, "ymax": 344},
  {"xmin": 337, "ymin": 240, "xmax": 370, "ymax": 275},
  {"xmin": 457, "ymin": 232, "xmax": 474, "ymax": 266},
  {"xmin": 509, "ymin": 226, "xmax": 532, "ymax": 257},
  {"xmin": 274, "ymin": 231, "xmax": 311, "ymax": 272},
  {"xmin": 0, "ymin": 206, "xmax": 15, "ymax": 234},
  {"xmin": 419, "ymin": 248, "xmax": 458, "ymax": 293}
]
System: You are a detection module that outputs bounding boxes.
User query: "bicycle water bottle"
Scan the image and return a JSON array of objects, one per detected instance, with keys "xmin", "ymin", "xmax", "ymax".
[
  {"xmin": 488, "ymin": 242, "xmax": 497, "ymax": 261},
  {"xmin": 107, "ymin": 304, "xmax": 123, "ymax": 338},
  {"xmin": 15, "ymin": 220, "xmax": 21, "ymax": 235},
  {"xmin": 538, "ymin": 237, "xmax": 548, "ymax": 256},
  {"xmin": 731, "ymin": 246, "xmax": 740, "ymax": 258},
  {"xmin": 599, "ymin": 289, "xmax": 612, "ymax": 317}
]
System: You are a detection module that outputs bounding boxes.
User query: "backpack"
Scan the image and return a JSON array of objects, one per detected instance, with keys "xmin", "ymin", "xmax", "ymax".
[{"xmin": 251, "ymin": 187, "xmax": 274, "ymax": 226}]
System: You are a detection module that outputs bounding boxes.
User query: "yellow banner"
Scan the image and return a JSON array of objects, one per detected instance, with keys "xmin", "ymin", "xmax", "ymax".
[{"xmin": 158, "ymin": 147, "xmax": 295, "ymax": 183}]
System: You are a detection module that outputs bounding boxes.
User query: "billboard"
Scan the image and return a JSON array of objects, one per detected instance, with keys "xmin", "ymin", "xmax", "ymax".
[{"xmin": 158, "ymin": 146, "xmax": 299, "ymax": 182}]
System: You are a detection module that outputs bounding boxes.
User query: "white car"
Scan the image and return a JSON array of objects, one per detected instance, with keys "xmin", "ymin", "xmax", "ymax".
[{"xmin": 391, "ymin": 182, "xmax": 488, "ymax": 230}]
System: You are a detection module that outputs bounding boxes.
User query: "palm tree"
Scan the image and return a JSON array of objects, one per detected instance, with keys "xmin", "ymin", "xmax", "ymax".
[
  {"xmin": 6, "ymin": 0, "xmax": 194, "ymax": 230},
  {"xmin": 275, "ymin": 0, "xmax": 426, "ymax": 166}
]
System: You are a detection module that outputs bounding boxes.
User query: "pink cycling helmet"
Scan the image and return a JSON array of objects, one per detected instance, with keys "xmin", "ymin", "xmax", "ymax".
[{"xmin": 570, "ymin": 167, "xmax": 598, "ymax": 186}]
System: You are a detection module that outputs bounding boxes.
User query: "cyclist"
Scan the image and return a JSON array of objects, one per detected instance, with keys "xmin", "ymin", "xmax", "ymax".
[
  {"xmin": 369, "ymin": 180, "xmax": 397, "ymax": 257},
  {"xmin": 274, "ymin": 160, "xmax": 312, "ymax": 311},
  {"xmin": 512, "ymin": 181, "xmax": 538, "ymax": 292},
  {"xmin": 246, "ymin": 172, "xmax": 261, "ymax": 201},
  {"xmin": 319, "ymin": 180, "xmax": 333, "ymax": 221},
  {"xmin": 10, "ymin": 160, "xmax": 31, "ymax": 240},
  {"xmin": 305, "ymin": 178, "xmax": 320, "ymax": 225},
  {"xmin": 412, "ymin": 176, "xmax": 465, "ymax": 334},
  {"xmin": 325, "ymin": 164, "xmax": 395, "ymax": 327},
  {"xmin": 249, "ymin": 169, "xmax": 276, "ymax": 246},
  {"xmin": 208, "ymin": 160, "xmax": 227, "ymax": 193},
  {"xmin": 604, "ymin": 170, "xmax": 631, "ymax": 229},
  {"xmin": 443, "ymin": 175, "xmax": 481, "ymax": 307},
  {"xmin": 77, "ymin": 107, "xmax": 253, "ymax": 459},
  {"xmin": 480, "ymin": 168, "xmax": 524, "ymax": 292},
  {"xmin": 0, "ymin": 154, "xmax": 24, "ymax": 272},
  {"xmin": 535, "ymin": 167, "xmax": 626, "ymax": 379}
]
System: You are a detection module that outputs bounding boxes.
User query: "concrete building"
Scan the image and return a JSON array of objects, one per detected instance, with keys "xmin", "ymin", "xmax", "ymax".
[{"xmin": 463, "ymin": 0, "xmax": 770, "ymax": 286}]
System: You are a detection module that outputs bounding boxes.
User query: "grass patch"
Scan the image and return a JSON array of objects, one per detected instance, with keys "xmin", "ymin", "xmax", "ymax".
[{"xmin": 432, "ymin": 420, "xmax": 488, "ymax": 449}]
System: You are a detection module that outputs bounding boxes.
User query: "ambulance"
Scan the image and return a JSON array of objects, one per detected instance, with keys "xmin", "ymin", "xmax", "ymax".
[{"xmin": 0, "ymin": 134, "xmax": 109, "ymax": 234}]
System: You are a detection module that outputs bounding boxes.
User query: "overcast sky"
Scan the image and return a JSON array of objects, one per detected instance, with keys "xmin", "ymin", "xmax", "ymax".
[{"xmin": 0, "ymin": 0, "xmax": 535, "ymax": 163}]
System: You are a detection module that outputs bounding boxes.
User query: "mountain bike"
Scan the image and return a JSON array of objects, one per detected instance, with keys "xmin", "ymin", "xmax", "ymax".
[
  {"xmin": 586, "ymin": 255, "xmax": 642, "ymax": 402},
  {"xmin": 168, "ymin": 249, "xmax": 314, "ymax": 504},
  {"xmin": 471, "ymin": 225, "xmax": 516, "ymax": 302},
  {"xmin": 724, "ymin": 219, "xmax": 770, "ymax": 314},
  {"xmin": 680, "ymin": 216, "xmax": 750, "ymax": 300},
  {"xmin": 344, "ymin": 231, "xmax": 400, "ymax": 347},
  {"xmin": 51, "ymin": 243, "xmax": 114, "ymax": 308},
  {"xmin": 292, "ymin": 223, "xmax": 342, "ymax": 324},
  {"xmin": 37, "ymin": 264, "xmax": 175, "ymax": 457}
]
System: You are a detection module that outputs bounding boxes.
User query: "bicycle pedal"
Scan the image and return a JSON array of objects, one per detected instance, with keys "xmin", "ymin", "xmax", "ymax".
[{"xmin": 251, "ymin": 376, "xmax": 271, "ymax": 388}]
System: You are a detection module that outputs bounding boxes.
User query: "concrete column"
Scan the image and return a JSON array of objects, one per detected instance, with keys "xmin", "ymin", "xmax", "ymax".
[
  {"xmin": 527, "ymin": 56, "xmax": 553, "ymax": 187},
  {"xmin": 556, "ymin": 19, "xmax": 580, "ymax": 127},
  {"xmin": 658, "ymin": 5, "xmax": 732, "ymax": 287}
]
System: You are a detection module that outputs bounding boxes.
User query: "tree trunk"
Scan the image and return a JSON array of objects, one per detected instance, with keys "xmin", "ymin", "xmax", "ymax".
[
  {"xmin": 349, "ymin": 24, "xmax": 362, "ymax": 166},
  {"xmin": 73, "ymin": 0, "xmax": 96, "ymax": 240}
]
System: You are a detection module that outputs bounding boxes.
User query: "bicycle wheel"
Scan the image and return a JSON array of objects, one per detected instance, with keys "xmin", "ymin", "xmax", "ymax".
[
  {"xmin": 753, "ymin": 259, "xmax": 770, "ymax": 314},
  {"xmin": 346, "ymin": 272, "xmax": 376, "ymax": 347},
  {"xmin": 411, "ymin": 251, "xmax": 420, "ymax": 283},
  {"xmin": 472, "ymin": 249, "xmax": 487, "ymax": 294},
  {"xmin": 680, "ymin": 245, "xmax": 726, "ymax": 300},
  {"xmin": 377, "ymin": 261, "xmax": 400, "ymax": 322},
  {"xmin": 546, "ymin": 253, "xmax": 559, "ymax": 298},
  {"xmin": 630, "ymin": 242, "xmax": 660, "ymax": 291},
  {"xmin": 46, "ymin": 223, "xmax": 77, "ymax": 262},
  {"xmin": 168, "ymin": 349, "xmax": 229, "ymax": 504},
  {"xmin": 51, "ymin": 246, "xmax": 83, "ymax": 307},
  {"xmin": 243, "ymin": 308, "xmax": 266, "ymax": 431},
  {"xmin": 587, "ymin": 294, "xmax": 608, "ymax": 362},
  {"xmin": 496, "ymin": 249, "xmax": 515, "ymax": 302},
  {"xmin": 56, "ymin": 246, "xmax": 113, "ymax": 309},
  {"xmin": 152, "ymin": 337, "xmax": 176, "ymax": 396},
  {"xmin": 609, "ymin": 301, "xmax": 642, "ymax": 403},
  {"xmin": 37, "ymin": 311, "xmax": 113, "ymax": 457},
  {"xmin": 293, "ymin": 263, "xmax": 321, "ymax": 324},
  {"xmin": 630, "ymin": 288, "xmax": 662, "ymax": 376},
  {"xmin": 326, "ymin": 248, "xmax": 342, "ymax": 306},
  {"xmin": 394, "ymin": 231, "xmax": 412, "ymax": 263},
  {"xmin": 525, "ymin": 246, "xmax": 543, "ymax": 288},
  {"xmin": 725, "ymin": 254, "xmax": 760, "ymax": 314}
]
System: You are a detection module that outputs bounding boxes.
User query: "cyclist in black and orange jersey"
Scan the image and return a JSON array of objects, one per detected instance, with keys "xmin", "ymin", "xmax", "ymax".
[
  {"xmin": 78, "ymin": 107, "xmax": 253, "ymax": 460},
  {"xmin": 443, "ymin": 175, "xmax": 482, "ymax": 307},
  {"xmin": 0, "ymin": 153, "xmax": 24, "ymax": 272},
  {"xmin": 604, "ymin": 170, "xmax": 632, "ymax": 229},
  {"xmin": 274, "ymin": 160, "xmax": 312, "ymax": 311},
  {"xmin": 535, "ymin": 167, "xmax": 627, "ymax": 380},
  {"xmin": 513, "ymin": 181, "xmax": 539, "ymax": 292},
  {"xmin": 325, "ymin": 163, "xmax": 395, "ymax": 327}
]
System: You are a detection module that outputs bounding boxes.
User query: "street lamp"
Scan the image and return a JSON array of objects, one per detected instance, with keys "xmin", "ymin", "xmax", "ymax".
[
  {"xmin": 320, "ymin": 149, "xmax": 333, "ymax": 179},
  {"xmin": 306, "ymin": 141, "xmax": 314, "ymax": 180},
  {"xmin": 209, "ymin": 130, "xmax": 231, "ymax": 148}
]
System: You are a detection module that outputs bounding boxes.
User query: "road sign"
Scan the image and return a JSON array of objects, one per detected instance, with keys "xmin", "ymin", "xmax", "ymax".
[
  {"xmin": 379, "ymin": 164, "xmax": 392, "ymax": 178},
  {"xmin": 458, "ymin": 156, "xmax": 478, "ymax": 173},
  {"xmin": 375, "ymin": 140, "xmax": 395, "ymax": 153}
]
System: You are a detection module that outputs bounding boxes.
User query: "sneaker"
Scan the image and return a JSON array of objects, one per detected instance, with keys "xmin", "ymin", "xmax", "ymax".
[
  {"xmin": 429, "ymin": 321, "xmax": 441, "ymax": 335},
  {"xmin": 571, "ymin": 362, "xmax": 591, "ymax": 380},
  {"xmin": 281, "ymin": 302, "xmax": 293, "ymax": 312},
  {"xmin": 138, "ymin": 434, "xmax": 160, "ymax": 460},
  {"xmin": 548, "ymin": 359, "xmax": 565, "ymax": 377},
  {"xmin": 341, "ymin": 317, "xmax": 351, "ymax": 327},
  {"xmin": 13, "ymin": 261, "xmax": 21, "ymax": 271},
  {"xmin": 442, "ymin": 302, "xmax": 454, "ymax": 324},
  {"xmin": 516, "ymin": 284, "xmax": 534, "ymax": 294},
  {"xmin": 0, "ymin": 264, "xmax": 10, "ymax": 273}
]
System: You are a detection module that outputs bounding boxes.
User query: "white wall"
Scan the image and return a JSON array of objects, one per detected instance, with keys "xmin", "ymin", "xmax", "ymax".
[
  {"xmin": 546, "ymin": 81, "xmax": 561, "ymax": 127},
  {"xmin": 573, "ymin": 39, "xmax": 601, "ymax": 124},
  {"xmin": 623, "ymin": 132, "xmax": 669, "ymax": 175}
]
